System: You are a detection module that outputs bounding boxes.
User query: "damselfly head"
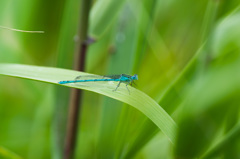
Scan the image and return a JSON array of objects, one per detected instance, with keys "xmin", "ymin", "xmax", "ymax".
[{"xmin": 132, "ymin": 74, "xmax": 138, "ymax": 80}]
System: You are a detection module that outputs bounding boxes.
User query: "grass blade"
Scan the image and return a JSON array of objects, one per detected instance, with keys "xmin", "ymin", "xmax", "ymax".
[{"xmin": 0, "ymin": 63, "xmax": 177, "ymax": 143}]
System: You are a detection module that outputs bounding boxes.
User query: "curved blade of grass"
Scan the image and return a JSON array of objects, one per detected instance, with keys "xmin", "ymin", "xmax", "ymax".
[{"xmin": 0, "ymin": 63, "xmax": 177, "ymax": 143}]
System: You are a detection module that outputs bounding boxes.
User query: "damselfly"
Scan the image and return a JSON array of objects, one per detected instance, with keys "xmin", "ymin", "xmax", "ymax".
[{"xmin": 58, "ymin": 74, "xmax": 138, "ymax": 93}]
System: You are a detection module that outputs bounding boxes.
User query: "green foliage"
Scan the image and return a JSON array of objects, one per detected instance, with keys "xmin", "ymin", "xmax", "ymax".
[
  {"xmin": 1, "ymin": 0, "xmax": 240, "ymax": 159},
  {"xmin": 0, "ymin": 146, "xmax": 23, "ymax": 159}
]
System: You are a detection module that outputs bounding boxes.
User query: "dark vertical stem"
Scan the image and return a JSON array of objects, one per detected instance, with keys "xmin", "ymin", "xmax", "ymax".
[{"xmin": 63, "ymin": 0, "xmax": 92, "ymax": 159}]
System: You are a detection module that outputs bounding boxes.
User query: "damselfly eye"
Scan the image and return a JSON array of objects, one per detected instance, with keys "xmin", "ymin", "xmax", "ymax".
[{"xmin": 133, "ymin": 74, "xmax": 138, "ymax": 80}]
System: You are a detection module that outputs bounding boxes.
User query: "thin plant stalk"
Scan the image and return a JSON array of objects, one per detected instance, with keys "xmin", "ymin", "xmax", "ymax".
[{"xmin": 63, "ymin": 0, "xmax": 92, "ymax": 159}]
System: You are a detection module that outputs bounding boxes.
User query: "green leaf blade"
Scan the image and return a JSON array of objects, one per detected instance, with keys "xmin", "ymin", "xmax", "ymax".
[{"xmin": 0, "ymin": 63, "xmax": 177, "ymax": 143}]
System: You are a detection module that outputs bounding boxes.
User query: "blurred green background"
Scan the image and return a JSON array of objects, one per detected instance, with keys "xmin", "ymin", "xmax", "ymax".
[{"xmin": 1, "ymin": 0, "xmax": 240, "ymax": 158}]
